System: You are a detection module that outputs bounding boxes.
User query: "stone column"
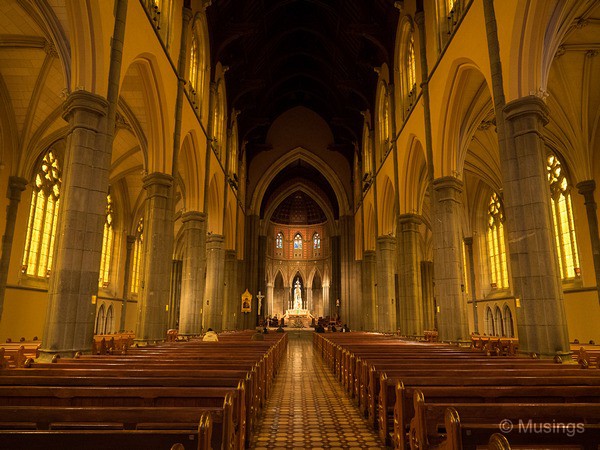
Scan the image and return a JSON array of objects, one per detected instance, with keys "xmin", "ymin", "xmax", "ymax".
[
  {"xmin": 135, "ymin": 172, "xmax": 173, "ymax": 344},
  {"xmin": 204, "ymin": 234, "xmax": 225, "ymax": 331},
  {"xmin": 361, "ymin": 251, "xmax": 376, "ymax": 330},
  {"xmin": 40, "ymin": 91, "xmax": 109, "ymax": 359},
  {"xmin": 322, "ymin": 282, "xmax": 330, "ymax": 318},
  {"xmin": 178, "ymin": 211, "xmax": 206, "ymax": 336},
  {"xmin": 503, "ymin": 96, "xmax": 569, "ymax": 356},
  {"xmin": 432, "ymin": 176, "xmax": 468, "ymax": 341},
  {"xmin": 223, "ymin": 249, "xmax": 237, "ymax": 330},
  {"xmin": 420, "ymin": 260, "xmax": 435, "ymax": 330},
  {"xmin": 398, "ymin": 214, "xmax": 424, "ymax": 335},
  {"xmin": 266, "ymin": 282, "xmax": 274, "ymax": 317},
  {"xmin": 577, "ymin": 180, "xmax": 600, "ymax": 304},
  {"xmin": 376, "ymin": 235, "xmax": 397, "ymax": 332},
  {"xmin": 0, "ymin": 176, "xmax": 28, "ymax": 322},
  {"xmin": 306, "ymin": 287, "xmax": 313, "ymax": 312},
  {"xmin": 119, "ymin": 235, "xmax": 136, "ymax": 332},
  {"xmin": 464, "ymin": 236, "xmax": 479, "ymax": 333}
]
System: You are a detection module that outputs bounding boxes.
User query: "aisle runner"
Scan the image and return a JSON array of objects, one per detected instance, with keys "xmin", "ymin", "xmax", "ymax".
[{"xmin": 250, "ymin": 330, "xmax": 384, "ymax": 449}]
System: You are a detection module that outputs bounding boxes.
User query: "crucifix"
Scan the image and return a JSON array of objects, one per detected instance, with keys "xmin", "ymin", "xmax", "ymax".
[{"xmin": 256, "ymin": 291, "xmax": 265, "ymax": 317}]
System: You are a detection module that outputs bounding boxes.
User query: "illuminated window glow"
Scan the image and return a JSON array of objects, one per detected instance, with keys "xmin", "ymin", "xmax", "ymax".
[
  {"xmin": 547, "ymin": 154, "xmax": 580, "ymax": 279},
  {"xmin": 131, "ymin": 217, "xmax": 144, "ymax": 295},
  {"xmin": 276, "ymin": 232, "xmax": 283, "ymax": 249},
  {"xmin": 98, "ymin": 194, "xmax": 114, "ymax": 288},
  {"xmin": 313, "ymin": 233, "xmax": 321, "ymax": 249},
  {"xmin": 486, "ymin": 192, "xmax": 509, "ymax": 289},
  {"xmin": 407, "ymin": 33, "xmax": 416, "ymax": 93},
  {"xmin": 189, "ymin": 34, "xmax": 198, "ymax": 91},
  {"xmin": 22, "ymin": 151, "xmax": 61, "ymax": 278},
  {"xmin": 461, "ymin": 239, "xmax": 469, "ymax": 295},
  {"xmin": 293, "ymin": 233, "xmax": 303, "ymax": 250}
]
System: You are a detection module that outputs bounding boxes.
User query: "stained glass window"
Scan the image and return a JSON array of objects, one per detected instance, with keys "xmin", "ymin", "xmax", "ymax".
[
  {"xmin": 22, "ymin": 151, "xmax": 61, "ymax": 278},
  {"xmin": 131, "ymin": 217, "xmax": 144, "ymax": 295},
  {"xmin": 407, "ymin": 33, "xmax": 416, "ymax": 94},
  {"xmin": 293, "ymin": 233, "xmax": 303, "ymax": 250},
  {"xmin": 486, "ymin": 192, "xmax": 509, "ymax": 289},
  {"xmin": 547, "ymin": 154, "xmax": 580, "ymax": 279},
  {"xmin": 276, "ymin": 232, "xmax": 283, "ymax": 249},
  {"xmin": 189, "ymin": 34, "xmax": 198, "ymax": 91},
  {"xmin": 313, "ymin": 233, "xmax": 321, "ymax": 249},
  {"xmin": 98, "ymin": 194, "xmax": 114, "ymax": 288}
]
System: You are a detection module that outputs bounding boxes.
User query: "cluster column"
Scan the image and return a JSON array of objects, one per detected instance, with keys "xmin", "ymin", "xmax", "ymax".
[
  {"xmin": 135, "ymin": 172, "xmax": 173, "ymax": 344},
  {"xmin": 432, "ymin": 176, "xmax": 469, "ymax": 341},
  {"xmin": 502, "ymin": 96, "xmax": 569, "ymax": 356},
  {"xmin": 178, "ymin": 211, "xmax": 207, "ymax": 336},
  {"xmin": 41, "ymin": 91, "xmax": 109, "ymax": 359},
  {"xmin": 577, "ymin": 180, "xmax": 600, "ymax": 304},
  {"xmin": 223, "ymin": 249, "xmax": 237, "ymax": 329},
  {"xmin": 204, "ymin": 234, "xmax": 225, "ymax": 331},
  {"xmin": 361, "ymin": 250, "xmax": 376, "ymax": 330},
  {"xmin": 376, "ymin": 235, "xmax": 397, "ymax": 332},
  {"xmin": 398, "ymin": 214, "xmax": 424, "ymax": 335},
  {"xmin": 0, "ymin": 176, "xmax": 28, "ymax": 321}
]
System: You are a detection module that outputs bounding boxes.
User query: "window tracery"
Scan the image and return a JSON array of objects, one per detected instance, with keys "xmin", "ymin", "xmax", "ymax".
[{"xmin": 22, "ymin": 151, "xmax": 61, "ymax": 278}]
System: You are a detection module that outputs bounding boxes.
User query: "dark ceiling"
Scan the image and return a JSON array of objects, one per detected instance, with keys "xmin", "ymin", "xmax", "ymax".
[{"xmin": 206, "ymin": 0, "xmax": 399, "ymax": 165}]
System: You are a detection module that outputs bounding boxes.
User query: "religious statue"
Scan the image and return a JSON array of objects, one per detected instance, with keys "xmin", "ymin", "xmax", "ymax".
[{"xmin": 293, "ymin": 279, "xmax": 302, "ymax": 310}]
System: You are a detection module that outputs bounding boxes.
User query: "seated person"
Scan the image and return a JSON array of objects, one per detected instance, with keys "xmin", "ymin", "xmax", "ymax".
[
  {"xmin": 342, "ymin": 324, "xmax": 351, "ymax": 332},
  {"xmin": 263, "ymin": 327, "xmax": 269, "ymax": 334},
  {"xmin": 251, "ymin": 328, "xmax": 265, "ymax": 341},
  {"xmin": 202, "ymin": 328, "xmax": 219, "ymax": 342},
  {"xmin": 315, "ymin": 324, "xmax": 325, "ymax": 333},
  {"xmin": 276, "ymin": 325, "xmax": 285, "ymax": 333}
]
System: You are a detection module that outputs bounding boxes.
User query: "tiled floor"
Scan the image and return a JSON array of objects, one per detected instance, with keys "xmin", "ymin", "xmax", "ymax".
[{"xmin": 250, "ymin": 330, "xmax": 384, "ymax": 449}]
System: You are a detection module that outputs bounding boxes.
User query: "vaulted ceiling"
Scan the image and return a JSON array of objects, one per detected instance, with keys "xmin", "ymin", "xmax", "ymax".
[{"xmin": 206, "ymin": 0, "xmax": 399, "ymax": 165}]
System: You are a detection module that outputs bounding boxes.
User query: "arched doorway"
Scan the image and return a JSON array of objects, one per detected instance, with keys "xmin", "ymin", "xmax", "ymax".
[{"xmin": 274, "ymin": 272, "xmax": 285, "ymax": 317}]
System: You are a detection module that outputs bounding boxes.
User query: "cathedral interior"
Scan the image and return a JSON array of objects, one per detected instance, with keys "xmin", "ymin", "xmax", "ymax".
[{"xmin": 0, "ymin": 0, "xmax": 599, "ymax": 359}]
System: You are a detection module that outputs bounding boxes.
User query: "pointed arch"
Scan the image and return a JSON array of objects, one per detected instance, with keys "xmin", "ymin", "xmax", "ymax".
[
  {"xmin": 250, "ymin": 146, "xmax": 350, "ymax": 215},
  {"xmin": 120, "ymin": 55, "xmax": 171, "ymax": 173},
  {"xmin": 178, "ymin": 131, "xmax": 203, "ymax": 211},
  {"xmin": 224, "ymin": 198, "xmax": 236, "ymax": 250},
  {"xmin": 401, "ymin": 136, "xmax": 428, "ymax": 215},
  {"xmin": 364, "ymin": 202, "xmax": 376, "ymax": 251},
  {"xmin": 206, "ymin": 175, "xmax": 223, "ymax": 234},
  {"xmin": 437, "ymin": 60, "xmax": 493, "ymax": 178},
  {"xmin": 95, "ymin": 304, "xmax": 106, "ymax": 334},
  {"xmin": 378, "ymin": 175, "xmax": 396, "ymax": 236}
]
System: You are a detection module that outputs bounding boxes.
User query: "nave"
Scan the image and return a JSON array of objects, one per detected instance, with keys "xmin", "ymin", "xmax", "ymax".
[{"xmin": 250, "ymin": 331, "xmax": 383, "ymax": 450}]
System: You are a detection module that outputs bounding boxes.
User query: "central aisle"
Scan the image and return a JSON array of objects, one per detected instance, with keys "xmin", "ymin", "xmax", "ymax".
[{"xmin": 250, "ymin": 330, "xmax": 384, "ymax": 449}]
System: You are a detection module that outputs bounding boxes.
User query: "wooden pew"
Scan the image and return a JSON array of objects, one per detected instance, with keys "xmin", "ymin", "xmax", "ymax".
[
  {"xmin": 392, "ymin": 382, "xmax": 600, "ymax": 449},
  {"xmin": 410, "ymin": 390, "xmax": 600, "ymax": 450},
  {"xmin": 0, "ymin": 406, "xmax": 217, "ymax": 450},
  {"xmin": 376, "ymin": 364, "xmax": 600, "ymax": 439},
  {"xmin": 0, "ymin": 331, "xmax": 287, "ymax": 448},
  {"xmin": 0, "ymin": 343, "xmax": 41, "ymax": 368}
]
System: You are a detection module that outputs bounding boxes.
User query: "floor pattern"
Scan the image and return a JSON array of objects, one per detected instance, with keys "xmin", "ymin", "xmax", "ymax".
[{"xmin": 250, "ymin": 330, "xmax": 384, "ymax": 449}]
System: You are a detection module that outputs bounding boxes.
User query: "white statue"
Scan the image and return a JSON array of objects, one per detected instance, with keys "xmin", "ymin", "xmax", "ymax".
[{"xmin": 293, "ymin": 279, "xmax": 302, "ymax": 309}]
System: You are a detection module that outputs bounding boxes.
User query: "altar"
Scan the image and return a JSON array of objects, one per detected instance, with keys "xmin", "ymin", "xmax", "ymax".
[
  {"xmin": 283, "ymin": 279, "xmax": 314, "ymax": 328},
  {"xmin": 283, "ymin": 308, "xmax": 313, "ymax": 328}
]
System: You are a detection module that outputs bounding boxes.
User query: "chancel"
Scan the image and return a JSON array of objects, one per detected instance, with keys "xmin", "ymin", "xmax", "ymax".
[{"xmin": 0, "ymin": 0, "xmax": 599, "ymax": 448}]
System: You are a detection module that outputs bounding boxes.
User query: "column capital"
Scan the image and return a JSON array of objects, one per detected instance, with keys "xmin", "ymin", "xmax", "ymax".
[
  {"xmin": 225, "ymin": 249, "xmax": 236, "ymax": 258},
  {"xmin": 7, "ymin": 176, "xmax": 28, "ymax": 201},
  {"xmin": 576, "ymin": 179, "xmax": 596, "ymax": 196},
  {"xmin": 398, "ymin": 213, "xmax": 422, "ymax": 228},
  {"xmin": 376, "ymin": 235, "xmax": 396, "ymax": 250},
  {"xmin": 143, "ymin": 172, "xmax": 173, "ymax": 198},
  {"xmin": 182, "ymin": 6, "xmax": 193, "ymax": 22},
  {"xmin": 463, "ymin": 236, "xmax": 474, "ymax": 246},
  {"xmin": 62, "ymin": 90, "xmax": 108, "ymax": 122},
  {"xmin": 206, "ymin": 233, "xmax": 225, "ymax": 246},
  {"xmin": 181, "ymin": 210, "xmax": 207, "ymax": 224},
  {"xmin": 433, "ymin": 176, "xmax": 463, "ymax": 196},
  {"xmin": 503, "ymin": 95, "xmax": 549, "ymax": 126},
  {"xmin": 126, "ymin": 235, "xmax": 136, "ymax": 247}
]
